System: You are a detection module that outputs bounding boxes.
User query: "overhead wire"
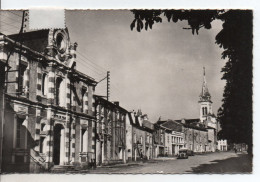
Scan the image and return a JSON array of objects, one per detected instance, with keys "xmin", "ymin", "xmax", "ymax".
[
  {"xmin": 76, "ymin": 60, "xmax": 107, "ymax": 79},
  {"xmin": 76, "ymin": 51, "xmax": 107, "ymax": 72},
  {"xmin": 76, "ymin": 58, "xmax": 106, "ymax": 76},
  {"xmin": 76, "ymin": 53, "xmax": 107, "ymax": 74}
]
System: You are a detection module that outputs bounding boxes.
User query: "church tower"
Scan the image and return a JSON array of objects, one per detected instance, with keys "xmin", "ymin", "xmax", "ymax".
[{"xmin": 199, "ymin": 67, "xmax": 213, "ymax": 123}]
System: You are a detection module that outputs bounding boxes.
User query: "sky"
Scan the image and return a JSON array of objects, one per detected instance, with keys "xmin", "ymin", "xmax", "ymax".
[
  {"xmin": 0, "ymin": 10, "xmax": 227, "ymax": 122},
  {"xmin": 65, "ymin": 10, "xmax": 226, "ymax": 122}
]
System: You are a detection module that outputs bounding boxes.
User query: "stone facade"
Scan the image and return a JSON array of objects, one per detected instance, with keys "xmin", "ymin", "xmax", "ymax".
[
  {"xmin": 94, "ymin": 96, "xmax": 128, "ymax": 165},
  {"xmin": 153, "ymin": 121, "xmax": 166, "ymax": 157},
  {"xmin": 160, "ymin": 120, "xmax": 185, "ymax": 156},
  {"xmin": 126, "ymin": 111, "xmax": 154, "ymax": 161},
  {"xmin": 0, "ymin": 29, "xmax": 97, "ymax": 172}
]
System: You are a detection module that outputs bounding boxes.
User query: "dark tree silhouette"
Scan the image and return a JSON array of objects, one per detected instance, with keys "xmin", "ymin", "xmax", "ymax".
[{"xmin": 130, "ymin": 10, "xmax": 253, "ymax": 154}]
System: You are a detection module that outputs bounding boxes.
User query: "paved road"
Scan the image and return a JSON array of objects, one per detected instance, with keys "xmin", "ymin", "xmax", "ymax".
[{"xmin": 89, "ymin": 152, "xmax": 252, "ymax": 174}]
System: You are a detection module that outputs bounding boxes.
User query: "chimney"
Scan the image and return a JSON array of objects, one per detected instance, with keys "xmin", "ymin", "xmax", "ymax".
[
  {"xmin": 113, "ymin": 101, "xmax": 119, "ymax": 106},
  {"xmin": 181, "ymin": 118, "xmax": 186, "ymax": 124}
]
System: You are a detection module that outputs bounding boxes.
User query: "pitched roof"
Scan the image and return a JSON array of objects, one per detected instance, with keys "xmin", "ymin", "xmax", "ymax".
[
  {"xmin": 175, "ymin": 118, "xmax": 200, "ymax": 124},
  {"xmin": 156, "ymin": 120, "xmax": 167, "ymax": 125},
  {"xmin": 175, "ymin": 118, "xmax": 207, "ymax": 131},
  {"xmin": 161, "ymin": 120, "xmax": 182, "ymax": 132},
  {"xmin": 143, "ymin": 120, "xmax": 154, "ymax": 130}
]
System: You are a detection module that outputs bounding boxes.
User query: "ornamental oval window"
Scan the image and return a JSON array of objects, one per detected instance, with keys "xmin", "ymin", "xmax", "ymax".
[{"xmin": 56, "ymin": 33, "xmax": 67, "ymax": 54}]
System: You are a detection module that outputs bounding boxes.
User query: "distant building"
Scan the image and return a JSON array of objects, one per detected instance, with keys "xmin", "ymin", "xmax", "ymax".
[
  {"xmin": 175, "ymin": 119, "xmax": 208, "ymax": 153},
  {"xmin": 218, "ymin": 139, "xmax": 228, "ymax": 151},
  {"xmin": 94, "ymin": 96, "xmax": 128, "ymax": 165},
  {"xmin": 233, "ymin": 143, "xmax": 248, "ymax": 152},
  {"xmin": 160, "ymin": 120, "xmax": 184, "ymax": 156},
  {"xmin": 153, "ymin": 120, "xmax": 166, "ymax": 157}
]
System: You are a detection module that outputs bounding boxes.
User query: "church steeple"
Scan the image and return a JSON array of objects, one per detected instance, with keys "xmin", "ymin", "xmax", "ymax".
[
  {"xmin": 199, "ymin": 67, "xmax": 212, "ymax": 103},
  {"xmin": 199, "ymin": 67, "xmax": 213, "ymax": 123}
]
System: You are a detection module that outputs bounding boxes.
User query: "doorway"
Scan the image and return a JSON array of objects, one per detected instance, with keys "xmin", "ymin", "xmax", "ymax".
[
  {"xmin": 53, "ymin": 124, "xmax": 65, "ymax": 165},
  {"xmin": 172, "ymin": 145, "xmax": 175, "ymax": 155}
]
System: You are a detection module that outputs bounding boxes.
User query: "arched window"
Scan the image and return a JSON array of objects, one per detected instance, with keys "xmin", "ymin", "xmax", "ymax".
[
  {"xmin": 18, "ymin": 62, "xmax": 28, "ymax": 94},
  {"xmin": 202, "ymin": 107, "xmax": 205, "ymax": 115},
  {"xmin": 205, "ymin": 107, "xmax": 208, "ymax": 115},
  {"xmin": 42, "ymin": 73, "xmax": 48, "ymax": 96},
  {"xmin": 40, "ymin": 122, "xmax": 47, "ymax": 153},
  {"xmin": 56, "ymin": 77, "xmax": 65, "ymax": 106},
  {"xmin": 56, "ymin": 77, "xmax": 62, "ymax": 105},
  {"xmin": 81, "ymin": 86, "xmax": 88, "ymax": 113},
  {"xmin": 81, "ymin": 128, "xmax": 88, "ymax": 152}
]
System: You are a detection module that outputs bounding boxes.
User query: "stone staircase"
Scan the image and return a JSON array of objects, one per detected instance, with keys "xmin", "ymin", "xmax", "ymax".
[
  {"xmin": 50, "ymin": 164, "xmax": 91, "ymax": 173},
  {"xmin": 101, "ymin": 159, "xmax": 124, "ymax": 167},
  {"xmin": 50, "ymin": 165, "xmax": 76, "ymax": 173}
]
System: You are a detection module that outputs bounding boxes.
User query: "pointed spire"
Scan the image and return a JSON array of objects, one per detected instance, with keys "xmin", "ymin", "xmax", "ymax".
[{"xmin": 199, "ymin": 67, "xmax": 211, "ymax": 102}]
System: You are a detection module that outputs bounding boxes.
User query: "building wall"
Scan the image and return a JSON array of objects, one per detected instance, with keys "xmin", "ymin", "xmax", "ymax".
[
  {"xmin": 218, "ymin": 139, "xmax": 228, "ymax": 151},
  {"xmin": 164, "ymin": 132, "xmax": 171, "ymax": 155},
  {"xmin": 170, "ymin": 131, "xmax": 185, "ymax": 156},
  {"xmin": 153, "ymin": 127, "xmax": 165, "ymax": 157},
  {"xmin": 95, "ymin": 98, "xmax": 127, "ymax": 165},
  {"xmin": 125, "ymin": 113, "xmax": 133, "ymax": 161},
  {"xmin": 207, "ymin": 128, "xmax": 216, "ymax": 152},
  {"xmin": 0, "ymin": 30, "xmax": 97, "ymax": 173},
  {"xmin": 183, "ymin": 127, "xmax": 209, "ymax": 153},
  {"xmin": 132, "ymin": 126, "xmax": 146, "ymax": 161}
]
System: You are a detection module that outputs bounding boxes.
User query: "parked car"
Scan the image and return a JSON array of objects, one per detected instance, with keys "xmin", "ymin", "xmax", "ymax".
[{"xmin": 177, "ymin": 149, "xmax": 189, "ymax": 159}]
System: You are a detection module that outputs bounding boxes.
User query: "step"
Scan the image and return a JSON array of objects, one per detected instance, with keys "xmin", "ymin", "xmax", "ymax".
[{"xmin": 50, "ymin": 165, "xmax": 75, "ymax": 173}]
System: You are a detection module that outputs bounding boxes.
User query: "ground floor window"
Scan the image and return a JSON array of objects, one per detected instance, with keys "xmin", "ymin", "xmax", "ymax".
[
  {"xmin": 81, "ymin": 128, "xmax": 88, "ymax": 152},
  {"xmin": 16, "ymin": 117, "xmax": 26, "ymax": 148},
  {"xmin": 39, "ymin": 136, "xmax": 47, "ymax": 153}
]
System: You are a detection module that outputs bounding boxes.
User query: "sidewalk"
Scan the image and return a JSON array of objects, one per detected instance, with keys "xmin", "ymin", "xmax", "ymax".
[
  {"xmin": 96, "ymin": 158, "xmax": 161, "ymax": 169},
  {"xmin": 154, "ymin": 157, "xmax": 177, "ymax": 161}
]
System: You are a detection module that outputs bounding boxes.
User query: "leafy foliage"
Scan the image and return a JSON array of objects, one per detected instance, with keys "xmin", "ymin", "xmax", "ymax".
[
  {"xmin": 130, "ymin": 10, "xmax": 253, "ymax": 153},
  {"xmin": 216, "ymin": 10, "xmax": 253, "ymax": 153},
  {"xmin": 130, "ymin": 10, "xmax": 222, "ymax": 34}
]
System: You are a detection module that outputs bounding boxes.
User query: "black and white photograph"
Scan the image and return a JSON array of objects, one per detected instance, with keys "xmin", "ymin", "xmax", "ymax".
[{"xmin": 0, "ymin": 9, "xmax": 253, "ymax": 174}]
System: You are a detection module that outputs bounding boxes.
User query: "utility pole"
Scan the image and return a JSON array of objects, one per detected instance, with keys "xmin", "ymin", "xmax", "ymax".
[{"xmin": 107, "ymin": 71, "xmax": 110, "ymax": 101}]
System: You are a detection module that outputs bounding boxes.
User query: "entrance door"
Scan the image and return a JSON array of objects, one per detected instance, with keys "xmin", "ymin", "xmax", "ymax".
[
  {"xmin": 172, "ymin": 145, "xmax": 175, "ymax": 155},
  {"xmin": 53, "ymin": 124, "xmax": 65, "ymax": 165}
]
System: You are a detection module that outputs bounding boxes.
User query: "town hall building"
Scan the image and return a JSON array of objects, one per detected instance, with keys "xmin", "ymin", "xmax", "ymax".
[{"xmin": 0, "ymin": 28, "xmax": 97, "ymax": 172}]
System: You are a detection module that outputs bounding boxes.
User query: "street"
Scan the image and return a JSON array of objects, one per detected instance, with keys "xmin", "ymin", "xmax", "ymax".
[{"xmin": 88, "ymin": 152, "xmax": 252, "ymax": 174}]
